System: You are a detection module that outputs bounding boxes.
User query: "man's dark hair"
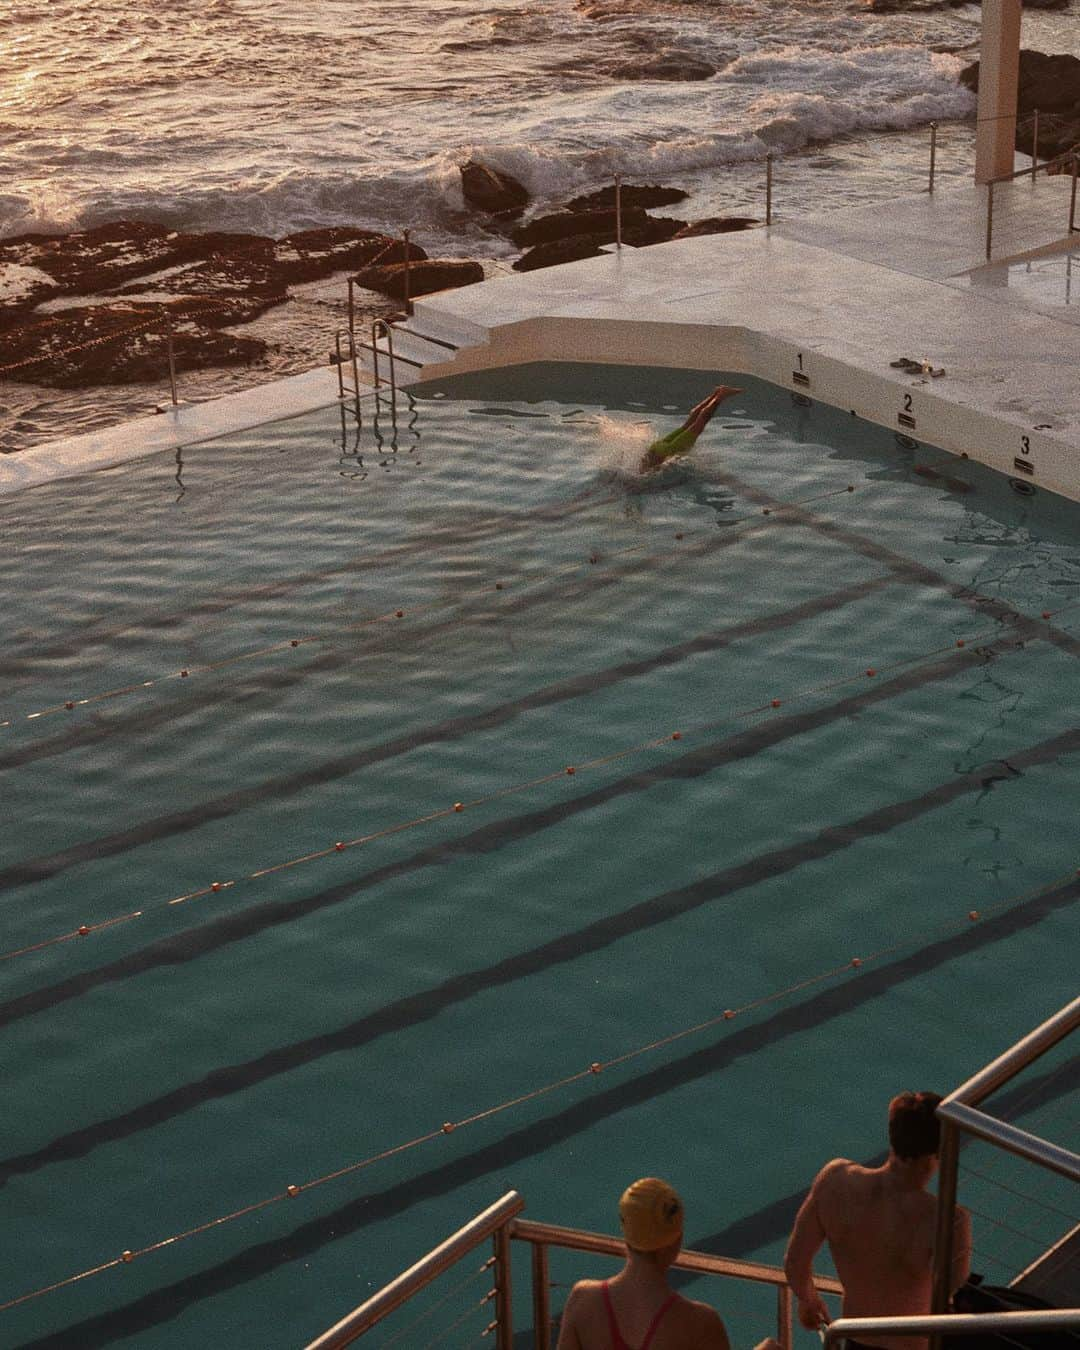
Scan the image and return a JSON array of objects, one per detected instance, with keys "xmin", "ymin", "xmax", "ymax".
[{"xmin": 888, "ymin": 1091, "xmax": 943, "ymax": 1159}]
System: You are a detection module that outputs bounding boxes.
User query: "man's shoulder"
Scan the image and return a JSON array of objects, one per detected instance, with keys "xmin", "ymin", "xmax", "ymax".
[{"xmin": 814, "ymin": 1157, "xmax": 857, "ymax": 1188}]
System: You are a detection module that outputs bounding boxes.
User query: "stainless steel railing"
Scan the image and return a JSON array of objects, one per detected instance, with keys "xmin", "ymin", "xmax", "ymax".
[
  {"xmin": 302, "ymin": 1192, "xmax": 843, "ymax": 1348},
  {"xmin": 930, "ymin": 994, "xmax": 1080, "ymax": 1319},
  {"xmin": 303, "ymin": 1190, "xmax": 524, "ymax": 1349},
  {"xmin": 983, "ymin": 149, "xmax": 1080, "ymax": 259},
  {"xmin": 824, "ymin": 1308, "xmax": 1080, "ymax": 1349},
  {"xmin": 509, "ymin": 1216, "xmax": 843, "ymax": 1350}
]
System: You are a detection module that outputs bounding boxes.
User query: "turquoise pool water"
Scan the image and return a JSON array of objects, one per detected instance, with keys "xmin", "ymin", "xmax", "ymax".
[{"xmin": 0, "ymin": 363, "xmax": 1077, "ymax": 1349}]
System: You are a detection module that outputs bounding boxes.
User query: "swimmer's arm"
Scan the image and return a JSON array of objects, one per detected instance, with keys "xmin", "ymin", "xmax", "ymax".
[{"xmin": 785, "ymin": 1161, "xmax": 843, "ymax": 1327}]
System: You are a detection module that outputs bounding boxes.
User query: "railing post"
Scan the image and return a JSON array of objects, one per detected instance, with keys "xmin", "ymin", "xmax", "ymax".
[
  {"xmin": 777, "ymin": 1283, "xmax": 794, "ymax": 1350},
  {"xmin": 402, "ymin": 229, "xmax": 412, "ymax": 316},
  {"xmin": 347, "ymin": 277, "xmax": 356, "ymax": 338},
  {"xmin": 1031, "ymin": 109, "xmax": 1039, "ymax": 180},
  {"xmin": 494, "ymin": 1223, "xmax": 514, "ymax": 1350},
  {"xmin": 532, "ymin": 1242, "xmax": 551, "ymax": 1349},
  {"xmin": 165, "ymin": 316, "xmax": 178, "ymax": 407},
  {"xmin": 614, "ymin": 173, "xmax": 622, "ymax": 251},
  {"xmin": 930, "ymin": 1118, "xmax": 960, "ymax": 1350},
  {"xmin": 766, "ymin": 153, "xmax": 774, "ymax": 226},
  {"xmin": 928, "ymin": 122, "xmax": 937, "ymax": 194},
  {"xmin": 1070, "ymin": 155, "xmax": 1078, "ymax": 233},
  {"xmin": 985, "ymin": 179, "xmax": 994, "ymax": 260}
]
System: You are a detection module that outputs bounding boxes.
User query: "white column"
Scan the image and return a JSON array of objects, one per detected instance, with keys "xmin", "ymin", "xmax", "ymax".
[{"xmin": 975, "ymin": 0, "xmax": 1022, "ymax": 184}]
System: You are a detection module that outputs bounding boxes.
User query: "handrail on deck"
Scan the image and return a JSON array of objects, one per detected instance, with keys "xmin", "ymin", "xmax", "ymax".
[
  {"xmin": 983, "ymin": 149, "xmax": 1080, "ymax": 259},
  {"xmin": 509, "ymin": 1217, "xmax": 843, "ymax": 1350},
  {"xmin": 824, "ymin": 1309, "xmax": 1080, "ymax": 1349},
  {"xmin": 931, "ymin": 995, "xmax": 1080, "ymax": 1322},
  {"xmin": 303, "ymin": 1190, "xmax": 524, "ymax": 1350}
]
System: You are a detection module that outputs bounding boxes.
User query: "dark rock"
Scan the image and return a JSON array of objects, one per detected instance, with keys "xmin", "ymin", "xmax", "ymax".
[
  {"xmin": 459, "ymin": 160, "xmax": 531, "ymax": 217},
  {"xmin": 351, "ymin": 259, "xmax": 484, "ymax": 301},
  {"xmin": 512, "ymin": 234, "xmax": 608, "ymax": 272},
  {"xmin": 512, "ymin": 215, "xmax": 687, "ymax": 271},
  {"xmin": 959, "ymin": 48, "xmax": 1080, "ymax": 156},
  {"xmin": 511, "ymin": 206, "xmax": 650, "ymax": 248},
  {"xmin": 564, "ymin": 184, "xmax": 689, "ymax": 211},
  {"xmin": 672, "ymin": 217, "xmax": 760, "ymax": 238},
  {"xmin": 0, "ymin": 300, "xmax": 267, "ymax": 390},
  {"xmin": 622, "ymin": 215, "xmax": 687, "ymax": 245},
  {"xmin": 610, "ymin": 52, "xmax": 717, "ymax": 81}
]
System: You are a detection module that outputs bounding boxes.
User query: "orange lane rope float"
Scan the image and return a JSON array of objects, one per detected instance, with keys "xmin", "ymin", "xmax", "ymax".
[
  {"xmin": 0, "ymin": 870, "xmax": 1071, "ymax": 1319},
  {"xmin": 0, "ymin": 606, "xmax": 1049, "ymax": 967}
]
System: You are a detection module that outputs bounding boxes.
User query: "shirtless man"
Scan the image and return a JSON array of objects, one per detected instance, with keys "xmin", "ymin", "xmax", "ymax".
[
  {"xmin": 784, "ymin": 1092, "xmax": 972, "ymax": 1350},
  {"xmin": 640, "ymin": 385, "xmax": 743, "ymax": 472},
  {"xmin": 556, "ymin": 1177, "xmax": 733, "ymax": 1350}
]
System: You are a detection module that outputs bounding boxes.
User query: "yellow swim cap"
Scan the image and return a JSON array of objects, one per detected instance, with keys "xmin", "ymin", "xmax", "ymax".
[{"xmin": 619, "ymin": 1177, "xmax": 684, "ymax": 1252}]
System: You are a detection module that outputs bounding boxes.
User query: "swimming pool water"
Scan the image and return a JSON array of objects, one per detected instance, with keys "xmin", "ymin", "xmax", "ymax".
[{"xmin": 1, "ymin": 364, "xmax": 1077, "ymax": 1349}]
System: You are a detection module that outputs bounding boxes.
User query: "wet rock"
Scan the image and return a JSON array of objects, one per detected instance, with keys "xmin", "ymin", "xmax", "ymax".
[
  {"xmin": 0, "ymin": 300, "xmax": 267, "ymax": 390},
  {"xmin": 563, "ymin": 184, "xmax": 689, "ymax": 211},
  {"xmin": 671, "ymin": 217, "xmax": 760, "ymax": 238},
  {"xmin": 351, "ymin": 259, "xmax": 484, "ymax": 301},
  {"xmin": 511, "ymin": 206, "xmax": 652, "ymax": 248},
  {"xmin": 512, "ymin": 215, "xmax": 686, "ymax": 271},
  {"xmin": 959, "ymin": 48, "xmax": 1080, "ymax": 155},
  {"xmin": 0, "ymin": 221, "xmax": 435, "ymax": 389},
  {"xmin": 610, "ymin": 51, "xmax": 717, "ymax": 80},
  {"xmin": 459, "ymin": 160, "xmax": 531, "ymax": 217}
]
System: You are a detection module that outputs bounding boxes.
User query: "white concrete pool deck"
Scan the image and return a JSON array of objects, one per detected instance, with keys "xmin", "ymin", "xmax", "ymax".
[{"xmin": 5, "ymin": 173, "xmax": 1080, "ymax": 500}]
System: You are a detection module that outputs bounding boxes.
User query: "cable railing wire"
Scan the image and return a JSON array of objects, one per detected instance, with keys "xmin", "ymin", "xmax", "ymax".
[
  {"xmin": 0, "ymin": 865, "xmax": 1074, "ymax": 1320},
  {"xmin": 376, "ymin": 1258, "xmax": 495, "ymax": 1350},
  {"xmin": 959, "ymin": 1162, "xmax": 1080, "ymax": 1224}
]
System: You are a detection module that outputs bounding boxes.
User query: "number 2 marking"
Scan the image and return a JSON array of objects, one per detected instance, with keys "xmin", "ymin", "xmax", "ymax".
[{"xmin": 903, "ymin": 394, "xmax": 913, "ymax": 412}]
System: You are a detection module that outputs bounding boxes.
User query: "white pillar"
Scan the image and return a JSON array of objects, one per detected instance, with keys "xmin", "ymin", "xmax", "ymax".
[{"xmin": 975, "ymin": 0, "xmax": 1022, "ymax": 184}]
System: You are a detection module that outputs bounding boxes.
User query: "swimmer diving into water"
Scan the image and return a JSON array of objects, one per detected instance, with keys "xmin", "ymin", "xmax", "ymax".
[{"xmin": 640, "ymin": 385, "xmax": 743, "ymax": 472}]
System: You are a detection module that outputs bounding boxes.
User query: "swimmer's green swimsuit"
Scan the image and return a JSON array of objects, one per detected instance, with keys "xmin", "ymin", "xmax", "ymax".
[{"xmin": 644, "ymin": 426, "xmax": 698, "ymax": 465}]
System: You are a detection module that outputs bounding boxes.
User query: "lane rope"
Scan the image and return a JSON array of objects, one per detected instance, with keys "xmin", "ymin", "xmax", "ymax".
[{"xmin": 0, "ymin": 868, "xmax": 1074, "ymax": 1318}]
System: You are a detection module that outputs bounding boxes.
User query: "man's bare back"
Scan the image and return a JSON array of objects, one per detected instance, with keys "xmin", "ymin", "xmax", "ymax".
[{"xmin": 785, "ymin": 1154, "xmax": 971, "ymax": 1350}]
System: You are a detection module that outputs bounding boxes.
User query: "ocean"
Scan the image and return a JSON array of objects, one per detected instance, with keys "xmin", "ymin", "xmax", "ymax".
[{"xmin": 2, "ymin": 0, "xmax": 1079, "ymax": 444}]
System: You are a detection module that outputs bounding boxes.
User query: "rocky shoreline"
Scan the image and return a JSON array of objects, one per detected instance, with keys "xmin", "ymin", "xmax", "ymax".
[
  {"xmin": 0, "ymin": 168, "xmax": 756, "ymax": 404},
  {"xmin": 2, "ymin": 48, "xmax": 1079, "ymax": 417}
]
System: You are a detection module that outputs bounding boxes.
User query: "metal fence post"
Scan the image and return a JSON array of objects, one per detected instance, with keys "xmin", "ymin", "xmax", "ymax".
[
  {"xmin": 1070, "ymin": 156, "xmax": 1079, "ymax": 233},
  {"xmin": 493, "ymin": 1224, "xmax": 514, "ymax": 1350},
  {"xmin": 347, "ymin": 277, "xmax": 356, "ymax": 338},
  {"xmin": 985, "ymin": 179, "xmax": 995, "ymax": 260},
  {"xmin": 402, "ymin": 229, "xmax": 412, "ymax": 315},
  {"xmin": 766, "ymin": 153, "xmax": 774, "ymax": 226},
  {"xmin": 928, "ymin": 122, "xmax": 937, "ymax": 194},
  {"xmin": 531, "ymin": 1242, "xmax": 551, "ymax": 1349},
  {"xmin": 165, "ymin": 316, "xmax": 178, "ymax": 406},
  {"xmin": 777, "ymin": 1284, "xmax": 794, "ymax": 1350},
  {"xmin": 614, "ymin": 173, "xmax": 622, "ymax": 251},
  {"xmin": 930, "ymin": 1119, "xmax": 960, "ymax": 1341},
  {"xmin": 1032, "ymin": 109, "xmax": 1040, "ymax": 180}
]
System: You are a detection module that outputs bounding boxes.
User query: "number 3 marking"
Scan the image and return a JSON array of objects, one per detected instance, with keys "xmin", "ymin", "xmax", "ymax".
[{"xmin": 1021, "ymin": 436, "xmax": 1031, "ymax": 455}]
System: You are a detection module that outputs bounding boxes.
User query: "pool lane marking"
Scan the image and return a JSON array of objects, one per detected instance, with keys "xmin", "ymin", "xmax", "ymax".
[
  {"xmin": 0, "ymin": 596, "xmax": 1021, "ymax": 961},
  {"xmin": 709, "ymin": 464, "xmax": 1080, "ymax": 661},
  {"xmin": 2, "ymin": 869, "xmax": 1075, "ymax": 1324},
  {"xmin": 0, "ymin": 483, "xmax": 857, "ymax": 732},
  {"xmin": 0, "ymin": 485, "xmax": 618, "ymax": 682},
  {"xmin": 1, "ymin": 722, "xmax": 1075, "ymax": 1187},
  {"xmin": 0, "ymin": 539, "xmax": 894, "ymax": 890}
]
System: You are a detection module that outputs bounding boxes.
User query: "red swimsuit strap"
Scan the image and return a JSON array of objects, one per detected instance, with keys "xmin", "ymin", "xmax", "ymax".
[
  {"xmin": 640, "ymin": 1292, "xmax": 678, "ymax": 1350},
  {"xmin": 601, "ymin": 1281, "xmax": 629, "ymax": 1350},
  {"xmin": 599, "ymin": 1283, "xmax": 679, "ymax": 1350}
]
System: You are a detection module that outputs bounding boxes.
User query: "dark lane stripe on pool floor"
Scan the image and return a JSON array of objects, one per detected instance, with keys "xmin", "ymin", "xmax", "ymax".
[
  {"xmin": 0, "ymin": 506, "xmax": 807, "ymax": 772},
  {"xmin": 12, "ymin": 880, "xmax": 1077, "ymax": 1350},
  {"xmin": 0, "ymin": 484, "xmax": 612, "ymax": 677},
  {"xmin": 0, "ymin": 639, "xmax": 1042, "ymax": 1033},
  {"xmin": 1, "ymin": 720, "xmax": 1075, "ymax": 1180},
  {"xmin": 0, "ymin": 566, "xmax": 892, "ymax": 877},
  {"xmin": 711, "ymin": 466, "xmax": 1080, "ymax": 662}
]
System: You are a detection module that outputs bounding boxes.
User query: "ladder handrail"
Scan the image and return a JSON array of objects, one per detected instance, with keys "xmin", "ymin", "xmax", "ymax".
[
  {"xmin": 825, "ymin": 1309, "xmax": 1080, "ymax": 1348},
  {"xmin": 370, "ymin": 317, "xmax": 398, "ymax": 425}
]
